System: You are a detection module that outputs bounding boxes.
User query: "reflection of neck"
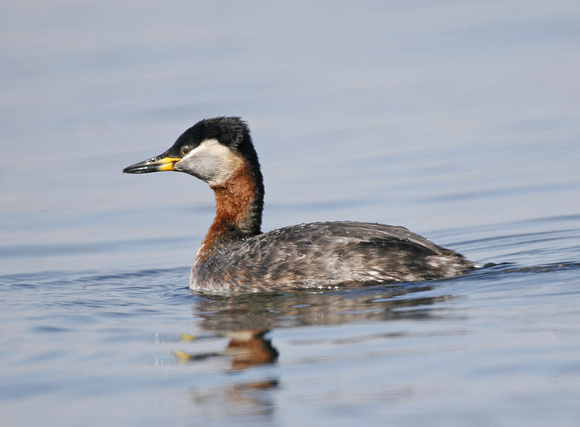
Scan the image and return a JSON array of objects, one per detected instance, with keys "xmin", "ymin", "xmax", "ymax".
[
  {"xmin": 197, "ymin": 162, "xmax": 263, "ymax": 260},
  {"xmin": 226, "ymin": 332, "xmax": 278, "ymax": 370}
]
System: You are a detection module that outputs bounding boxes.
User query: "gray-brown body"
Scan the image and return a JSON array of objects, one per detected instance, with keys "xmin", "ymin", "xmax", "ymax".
[{"xmin": 191, "ymin": 221, "xmax": 475, "ymax": 293}]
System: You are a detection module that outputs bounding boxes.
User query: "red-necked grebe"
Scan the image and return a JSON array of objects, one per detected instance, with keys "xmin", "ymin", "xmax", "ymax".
[{"xmin": 123, "ymin": 117, "xmax": 476, "ymax": 293}]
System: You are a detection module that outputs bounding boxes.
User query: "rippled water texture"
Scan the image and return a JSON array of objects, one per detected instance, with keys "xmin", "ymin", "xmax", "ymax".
[{"xmin": 1, "ymin": 1, "xmax": 580, "ymax": 425}]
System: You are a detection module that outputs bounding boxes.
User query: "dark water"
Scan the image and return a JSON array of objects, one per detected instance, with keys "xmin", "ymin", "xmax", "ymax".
[{"xmin": 1, "ymin": 1, "xmax": 580, "ymax": 425}]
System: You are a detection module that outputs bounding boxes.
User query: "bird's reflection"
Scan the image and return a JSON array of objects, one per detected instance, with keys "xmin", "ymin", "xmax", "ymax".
[
  {"xmin": 176, "ymin": 283, "xmax": 449, "ymax": 365},
  {"xmin": 175, "ymin": 329, "xmax": 278, "ymax": 371},
  {"xmin": 175, "ymin": 328, "xmax": 279, "ymax": 418},
  {"xmin": 194, "ymin": 282, "xmax": 449, "ymax": 332},
  {"xmin": 175, "ymin": 282, "xmax": 454, "ymax": 419}
]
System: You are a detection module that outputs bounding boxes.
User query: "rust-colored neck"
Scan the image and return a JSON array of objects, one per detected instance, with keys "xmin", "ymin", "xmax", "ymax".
[{"xmin": 197, "ymin": 162, "xmax": 263, "ymax": 260}]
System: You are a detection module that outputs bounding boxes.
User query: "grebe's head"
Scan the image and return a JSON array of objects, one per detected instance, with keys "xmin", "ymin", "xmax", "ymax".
[{"xmin": 123, "ymin": 117, "xmax": 260, "ymax": 187}]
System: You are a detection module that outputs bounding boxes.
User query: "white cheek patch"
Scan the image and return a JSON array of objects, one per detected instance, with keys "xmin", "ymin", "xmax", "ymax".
[{"xmin": 176, "ymin": 139, "xmax": 244, "ymax": 186}]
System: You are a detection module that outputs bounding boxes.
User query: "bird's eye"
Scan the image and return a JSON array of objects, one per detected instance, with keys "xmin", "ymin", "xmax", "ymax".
[{"xmin": 181, "ymin": 146, "xmax": 191, "ymax": 156}]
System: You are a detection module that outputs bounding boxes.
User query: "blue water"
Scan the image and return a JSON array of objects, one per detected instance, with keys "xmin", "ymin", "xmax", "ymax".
[{"xmin": 1, "ymin": 1, "xmax": 580, "ymax": 425}]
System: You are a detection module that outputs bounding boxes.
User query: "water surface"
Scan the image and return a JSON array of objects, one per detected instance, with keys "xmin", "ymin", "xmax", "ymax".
[{"xmin": 1, "ymin": 1, "xmax": 580, "ymax": 425}]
